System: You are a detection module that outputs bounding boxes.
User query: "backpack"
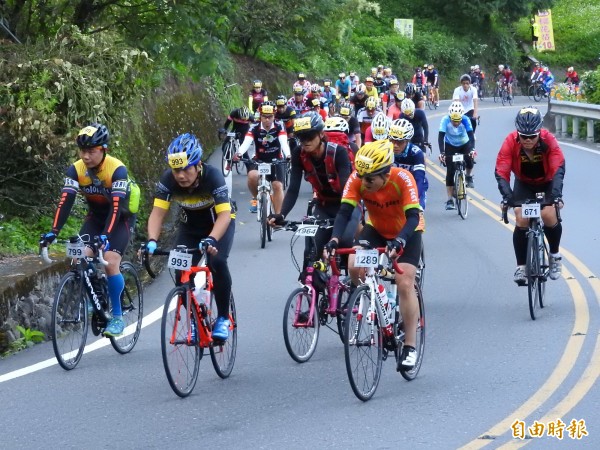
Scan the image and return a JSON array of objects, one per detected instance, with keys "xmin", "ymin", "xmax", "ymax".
[
  {"xmin": 324, "ymin": 131, "xmax": 355, "ymax": 168},
  {"xmin": 300, "ymin": 142, "xmax": 344, "ymax": 195}
]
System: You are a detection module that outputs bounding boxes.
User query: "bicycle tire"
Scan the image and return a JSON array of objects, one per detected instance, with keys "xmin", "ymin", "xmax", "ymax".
[
  {"xmin": 110, "ymin": 262, "xmax": 143, "ymax": 354},
  {"xmin": 336, "ymin": 283, "xmax": 351, "ymax": 344},
  {"xmin": 501, "ymin": 89, "xmax": 507, "ymax": 106},
  {"xmin": 266, "ymin": 195, "xmax": 273, "ymax": 242},
  {"xmin": 209, "ymin": 292, "xmax": 237, "ymax": 378},
  {"xmin": 399, "ymin": 282, "xmax": 426, "ymax": 381},
  {"xmin": 161, "ymin": 286, "xmax": 201, "ymax": 397},
  {"xmin": 533, "ymin": 86, "xmax": 543, "ymax": 102},
  {"xmin": 538, "ymin": 238, "xmax": 549, "ymax": 309},
  {"xmin": 493, "ymin": 87, "xmax": 499, "ymax": 103},
  {"xmin": 526, "ymin": 233, "xmax": 541, "ymax": 320},
  {"xmin": 416, "ymin": 245, "xmax": 425, "ymax": 292},
  {"xmin": 259, "ymin": 192, "xmax": 267, "ymax": 248},
  {"xmin": 221, "ymin": 141, "xmax": 232, "ymax": 177},
  {"xmin": 508, "ymin": 93, "xmax": 514, "ymax": 106},
  {"xmin": 52, "ymin": 271, "xmax": 89, "ymax": 370},
  {"xmin": 456, "ymin": 171, "xmax": 468, "ymax": 219},
  {"xmin": 344, "ymin": 285, "xmax": 383, "ymax": 401},
  {"xmin": 527, "ymin": 84, "xmax": 534, "ymax": 100},
  {"xmin": 283, "ymin": 287, "xmax": 320, "ymax": 363}
]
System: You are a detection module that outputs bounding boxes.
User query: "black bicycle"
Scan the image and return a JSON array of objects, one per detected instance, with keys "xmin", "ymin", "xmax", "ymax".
[
  {"xmin": 219, "ymin": 131, "xmax": 243, "ymax": 176},
  {"xmin": 40, "ymin": 235, "xmax": 143, "ymax": 370}
]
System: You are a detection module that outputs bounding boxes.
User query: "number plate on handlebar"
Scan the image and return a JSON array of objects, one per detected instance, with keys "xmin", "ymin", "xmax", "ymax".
[
  {"xmin": 295, "ymin": 225, "xmax": 319, "ymax": 237},
  {"xmin": 354, "ymin": 249, "xmax": 379, "ymax": 268},
  {"xmin": 66, "ymin": 241, "xmax": 85, "ymax": 259},
  {"xmin": 258, "ymin": 163, "xmax": 271, "ymax": 175},
  {"xmin": 167, "ymin": 250, "xmax": 193, "ymax": 270},
  {"xmin": 226, "ymin": 132, "xmax": 236, "ymax": 138},
  {"xmin": 523, "ymin": 203, "xmax": 541, "ymax": 219},
  {"xmin": 452, "ymin": 154, "xmax": 464, "ymax": 162}
]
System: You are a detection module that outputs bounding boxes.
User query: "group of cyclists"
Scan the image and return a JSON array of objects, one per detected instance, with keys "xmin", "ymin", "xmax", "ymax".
[{"xmin": 38, "ymin": 63, "xmax": 566, "ymax": 374}]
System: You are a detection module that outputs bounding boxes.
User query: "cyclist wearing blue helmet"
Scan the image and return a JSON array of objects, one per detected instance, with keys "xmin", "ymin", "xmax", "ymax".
[{"xmin": 145, "ymin": 133, "xmax": 236, "ymax": 341}]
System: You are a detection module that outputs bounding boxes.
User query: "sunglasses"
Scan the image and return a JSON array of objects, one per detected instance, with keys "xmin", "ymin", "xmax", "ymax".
[{"xmin": 518, "ymin": 132, "xmax": 540, "ymax": 140}]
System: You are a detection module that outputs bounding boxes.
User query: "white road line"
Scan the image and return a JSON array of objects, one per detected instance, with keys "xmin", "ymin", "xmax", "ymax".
[{"xmin": 558, "ymin": 140, "xmax": 600, "ymax": 155}]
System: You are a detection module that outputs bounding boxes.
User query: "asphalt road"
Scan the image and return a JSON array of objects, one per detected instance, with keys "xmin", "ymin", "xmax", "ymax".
[{"xmin": 1, "ymin": 97, "xmax": 598, "ymax": 450}]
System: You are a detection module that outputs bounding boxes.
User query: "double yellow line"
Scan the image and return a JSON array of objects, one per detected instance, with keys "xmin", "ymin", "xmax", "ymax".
[{"xmin": 425, "ymin": 160, "xmax": 600, "ymax": 448}]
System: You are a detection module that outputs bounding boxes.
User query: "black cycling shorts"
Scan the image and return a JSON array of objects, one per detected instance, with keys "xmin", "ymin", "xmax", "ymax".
[
  {"xmin": 444, "ymin": 143, "xmax": 474, "ymax": 186},
  {"xmin": 353, "ymin": 225, "xmax": 422, "ymax": 268},
  {"xmin": 79, "ymin": 213, "xmax": 134, "ymax": 256},
  {"xmin": 247, "ymin": 160, "xmax": 286, "ymax": 184},
  {"xmin": 513, "ymin": 179, "xmax": 553, "ymax": 205}
]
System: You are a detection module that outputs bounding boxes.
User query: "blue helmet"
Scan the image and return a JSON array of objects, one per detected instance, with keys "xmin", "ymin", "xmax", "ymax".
[
  {"xmin": 76, "ymin": 123, "xmax": 109, "ymax": 148},
  {"xmin": 166, "ymin": 133, "xmax": 202, "ymax": 169}
]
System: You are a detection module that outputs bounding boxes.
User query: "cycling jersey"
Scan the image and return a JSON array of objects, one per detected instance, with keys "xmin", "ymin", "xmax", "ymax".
[
  {"xmin": 400, "ymin": 110, "xmax": 429, "ymax": 145},
  {"xmin": 287, "ymin": 96, "xmax": 308, "ymax": 115},
  {"xmin": 565, "ymin": 71, "xmax": 579, "ymax": 85},
  {"xmin": 452, "ymin": 85, "xmax": 478, "ymax": 113},
  {"xmin": 502, "ymin": 69, "xmax": 514, "ymax": 83},
  {"xmin": 364, "ymin": 86, "xmax": 378, "ymax": 98},
  {"xmin": 345, "ymin": 116, "xmax": 361, "ymax": 142},
  {"xmin": 52, "ymin": 154, "xmax": 129, "ymax": 237},
  {"xmin": 349, "ymin": 93, "xmax": 367, "ymax": 113},
  {"xmin": 335, "ymin": 78, "xmax": 352, "ymax": 96},
  {"xmin": 349, "ymin": 75, "xmax": 360, "ymax": 91},
  {"xmin": 356, "ymin": 107, "xmax": 378, "ymax": 135},
  {"xmin": 412, "ymin": 73, "xmax": 426, "ymax": 87},
  {"xmin": 439, "ymin": 115, "xmax": 473, "ymax": 147},
  {"xmin": 386, "ymin": 103, "xmax": 401, "ymax": 120},
  {"xmin": 223, "ymin": 108, "xmax": 251, "ymax": 142},
  {"xmin": 248, "ymin": 88, "xmax": 268, "ymax": 113},
  {"xmin": 373, "ymin": 79, "xmax": 387, "ymax": 95},
  {"xmin": 275, "ymin": 106, "xmax": 296, "ymax": 134},
  {"xmin": 293, "ymin": 80, "xmax": 312, "ymax": 91},
  {"xmin": 424, "ymin": 69, "xmax": 438, "ymax": 86},
  {"xmin": 239, "ymin": 121, "xmax": 290, "ymax": 161},
  {"xmin": 321, "ymin": 87, "xmax": 336, "ymax": 106},
  {"xmin": 392, "ymin": 143, "xmax": 428, "ymax": 210}
]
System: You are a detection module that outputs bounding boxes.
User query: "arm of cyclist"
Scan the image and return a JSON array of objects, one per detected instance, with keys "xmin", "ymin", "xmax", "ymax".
[
  {"xmin": 278, "ymin": 132, "xmax": 291, "ymax": 159},
  {"xmin": 274, "ymin": 152, "xmax": 303, "ymax": 224},
  {"xmin": 388, "ymin": 207, "xmax": 420, "ymax": 259},
  {"xmin": 237, "ymin": 132, "xmax": 254, "ymax": 157},
  {"xmin": 416, "ymin": 109, "xmax": 429, "ymax": 143},
  {"xmin": 494, "ymin": 135, "xmax": 515, "ymax": 203},
  {"xmin": 100, "ymin": 165, "xmax": 129, "ymax": 246},
  {"xmin": 46, "ymin": 165, "xmax": 79, "ymax": 241},
  {"xmin": 411, "ymin": 151, "xmax": 427, "ymax": 203},
  {"xmin": 437, "ymin": 131, "xmax": 446, "ymax": 163}
]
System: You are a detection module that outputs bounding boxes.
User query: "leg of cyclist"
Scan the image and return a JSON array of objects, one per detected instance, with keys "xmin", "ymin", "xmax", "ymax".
[
  {"xmin": 464, "ymin": 144, "xmax": 475, "ymax": 188},
  {"xmin": 270, "ymin": 164, "xmax": 286, "ymax": 214},
  {"xmin": 443, "ymin": 145, "xmax": 458, "ymax": 210},
  {"xmin": 512, "ymin": 180, "xmax": 536, "ymax": 284},
  {"xmin": 541, "ymin": 184, "xmax": 563, "ymax": 279},
  {"xmin": 247, "ymin": 165, "xmax": 259, "ymax": 212}
]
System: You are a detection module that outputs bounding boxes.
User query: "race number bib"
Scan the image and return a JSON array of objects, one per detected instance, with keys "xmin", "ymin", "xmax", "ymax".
[
  {"xmin": 66, "ymin": 241, "xmax": 85, "ymax": 259},
  {"xmin": 258, "ymin": 163, "xmax": 271, "ymax": 175},
  {"xmin": 452, "ymin": 154, "xmax": 464, "ymax": 162},
  {"xmin": 168, "ymin": 152, "xmax": 188, "ymax": 169},
  {"xmin": 522, "ymin": 203, "xmax": 541, "ymax": 219},
  {"xmin": 354, "ymin": 249, "xmax": 379, "ymax": 268},
  {"xmin": 167, "ymin": 250, "xmax": 193, "ymax": 270},
  {"xmin": 226, "ymin": 132, "xmax": 237, "ymax": 138},
  {"xmin": 295, "ymin": 225, "xmax": 319, "ymax": 237}
]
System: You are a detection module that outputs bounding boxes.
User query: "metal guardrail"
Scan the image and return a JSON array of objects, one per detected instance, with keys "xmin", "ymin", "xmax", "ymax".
[{"xmin": 548, "ymin": 99, "xmax": 600, "ymax": 142}]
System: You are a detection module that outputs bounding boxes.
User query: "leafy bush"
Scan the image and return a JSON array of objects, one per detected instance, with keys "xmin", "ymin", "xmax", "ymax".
[{"xmin": 580, "ymin": 68, "xmax": 600, "ymax": 104}]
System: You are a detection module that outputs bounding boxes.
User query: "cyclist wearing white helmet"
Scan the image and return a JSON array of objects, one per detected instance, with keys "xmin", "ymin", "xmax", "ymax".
[
  {"xmin": 399, "ymin": 98, "xmax": 429, "ymax": 149},
  {"xmin": 364, "ymin": 112, "xmax": 391, "ymax": 143},
  {"xmin": 439, "ymin": 102, "xmax": 475, "ymax": 210}
]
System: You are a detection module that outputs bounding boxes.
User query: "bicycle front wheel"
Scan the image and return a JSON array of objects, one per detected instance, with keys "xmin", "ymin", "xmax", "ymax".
[
  {"xmin": 538, "ymin": 238, "xmax": 549, "ymax": 309},
  {"xmin": 110, "ymin": 262, "xmax": 143, "ymax": 354},
  {"xmin": 283, "ymin": 287, "xmax": 320, "ymax": 363},
  {"xmin": 399, "ymin": 283, "xmax": 426, "ymax": 381},
  {"xmin": 336, "ymin": 283, "xmax": 351, "ymax": 344},
  {"xmin": 456, "ymin": 171, "xmax": 468, "ymax": 219},
  {"xmin": 259, "ymin": 192, "xmax": 268, "ymax": 248},
  {"xmin": 501, "ymin": 89, "xmax": 508, "ymax": 106},
  {"xmin": 526, "ymin": 234, "xmax": 541, "ymax": 320},
  {"xmin": 533, "ymin": 87, "xmax": 543, "ymax": 102},
  {"xmin": 344, "ymin": 285, "xmax": 383, "ymax": 401},
  {"xmin": 209, "ymin": 292, "xmax": 237, "ymax": 378},
  {"xmin": 416, "ymin": 245, "xmax": 426, "ymax": 292},
  {"xmin": 161, "ymin": 287, "xmax": 201, "ymax": 397},
  {"xmin": 493, "ymin": 87, "xmax": 499, "ymax": 103},
  {"xmin": 52, "ymin": 272, "xmax": 89, "ymax": 370},
  {"xmin": 221, "ymin": 141, "xmax": 232, "ymax": 177}
]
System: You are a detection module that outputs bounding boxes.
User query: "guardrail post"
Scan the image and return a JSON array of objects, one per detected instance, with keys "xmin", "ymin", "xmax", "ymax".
[
  {"xmin": 587, "ymin": 119, "xmax": 595, "ymax": 143},
  {"xmin": 555, "ymin": 114, "xmax": 561, "ymax": 135},
  {"xmin": 561, "ymin": 116, "xmax": 568, "ymax": 138},
  {"xmin": 572, "ymin": 117, "xmax": 580, "ymax": 140}
]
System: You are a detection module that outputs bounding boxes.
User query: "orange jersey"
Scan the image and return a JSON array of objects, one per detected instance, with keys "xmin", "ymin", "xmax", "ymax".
[{"xmin": 342, "ymin": 167, "xmax": 425, "ymax": 239}]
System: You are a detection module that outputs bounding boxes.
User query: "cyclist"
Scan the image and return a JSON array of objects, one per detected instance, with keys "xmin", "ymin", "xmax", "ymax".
[
  {"xmin": 494, "ymin": 106, "xmax": 565, "ymax": 284},
  {"xmin": 380, "ymin": 78, "xmax": 400, "ymax": 115},
  {"xmin": 564, "ymin": 67, "xmax": 580, "ymax": 90},
  {"xmin": 348, "ymin": 71, "xmax": 360, "ymax": 93},
  {"xmin": 275, "ymin": 95, "xmax": 297, "ymax": 137},
  {"xmin": 309, "ymin": 97, "xmax": 328, "ymax": 121},
  {"xmin": 405, "ymin": 83, "xmax": 424, "ymax": 109},
  {"xmin": 219, "ymin": 106, "xmax": 251, "ymax": 145},
  {"xmin": 374, "ymin": 73, "xmax": 387, "ymax": 95},
  {"xmin": 412, "ymin": 67, "xmax": 426, "ymax": 93},
  {"xmin": 349, "ymin": 84, "xmax": 368, "ymax": 115},
  {"xmin": 248, "ymin": 80, "xmax": 268, "ymax": 114},
  {"xmin": 145, "ymin": 133, "xmax": 235, "ymax": 341},
  {"xmin": 324, "ymin": 140, "xmax": 424, "ymax": 370},
  {"xmin": 364, "ymin": 112, "xmax": 391, "ymax": 143},
  {"xmin": 399, "ymin": 98, "xmax": 429, "ymax": 150},
  {"xmin": 339, "ymin": 101, "xmax": 362, "ymax": 149},
  {"xmin": 41, "ymin": 124, "xmax": 135, "ymax": 337},
  {"xmin": 389, "ymin": 119, "xmax": 428, "ymax": 209},
  {"xmin": 287, "ymin": 86, "xmax": 308, "ymax": 115},
  {"xmin": 268, "ymin": 112, "xmax": 359, "ymax": 266},
  {"xmin": 530, "ymin": 62, "xmax": 543, "ymax": 83},
  {"xmin": 335, "ymin": 72, "xmax": 352, "ymax": 100},
  {"xmin": 385, "ymin": 91, "xmax": 406, "ymax": 120},
  {"xmin": 424, "ymin": 64, "xmax": 439, "ymax": 106},
  {"xmin": 356, "ymin": 96, "xmax": 380, "ymax": 143},
  {"xmin": 438, "ymin": 102, "xmax": 475, "ymax": 209},
  {"xmin": 363, "ymin": 77, "xmax": 379, "ymax": 98},
  {"xmin": 237, "ymin": 101, "xmax": 290, "ymax": 213},
  {"xmin": 321, "ymin": 80, "xmax": 337, "ymax": 115},
  {"xmin": 293, "ymin": 72, "xmax": 312, "ymax": 92},
  {"xmin": 306, "ymin": 83, "xmax": 324, "ymax": 105},
  {"xmin": 452, "ymin": 74, "xmax": 479, "ymax": 134},
  {"xmin": 538, "ymin": 66, "xmax": 554, "ymax": 96}
]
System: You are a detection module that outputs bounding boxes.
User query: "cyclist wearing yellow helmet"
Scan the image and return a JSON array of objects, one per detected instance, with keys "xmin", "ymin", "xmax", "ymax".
[
  {"xmin": 248, "ymin": 79, "xmax": 268, "ymax": 114},
  {"xmin": 325, "ymin": 140, "xmax": 424, "ymax": 370},
  {"xmin": 356, "ymin": 96, "xmax": 380, "ymax": 142}
]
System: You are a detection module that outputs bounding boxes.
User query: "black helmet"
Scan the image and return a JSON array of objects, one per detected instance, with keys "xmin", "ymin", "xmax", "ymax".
[
  {"xmin": 515, "ymin": 107, "xmax": 543, "ymax": 134},
  {"xmin": 405, "ymin": 83, "xmax": 416, "ymax": 95},
  {"xmin": 275, "ymin": 95, "xmax": 287, "ymax": 106},
  {"xmin": 76, "ymin": 123, "xmax": 109, "ymax": 148},
  {"xmin": 293, "ymin": 111, "xmax": 324, "ymax": 137}
]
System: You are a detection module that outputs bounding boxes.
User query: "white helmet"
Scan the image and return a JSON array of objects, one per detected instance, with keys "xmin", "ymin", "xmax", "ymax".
[
  {"xmin": 498, "ymin": 64, "xmax": 505, "ymax": 71},
  {"xmin": 356, "ymin": 83, "xmax": 366, "ymax": 94},
  {"xmin": 310, "ymin": 83, "xmax": 321, "ymax": 93},
  {"xmin": 323, "ymin": 116, "xmax": 349, "ymax": 134},
  {"xmin": 389, "ymin": 119, "xmax": 414, "ymax": 142},
  {"xmin": 371, "ymin": 112, "xmax": 391, "ymax": 141},
  {"xmin": 474, "ymin": 64, "xmax": 480, "ymax": 70},
  {"xmin": 400, "ymin": 98, "xmax": 416, "ymax": 116},
  {"xmin": 448, "ymin": 101, "xmax": 465, "ymax": 121}
]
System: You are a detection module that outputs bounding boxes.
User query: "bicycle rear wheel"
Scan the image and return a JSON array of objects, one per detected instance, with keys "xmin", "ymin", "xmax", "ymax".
[
  {"xmin": 259, "ymin": 192, "xmax": 268, "ymax": 248},
  {"xmin": 52, "ymin": 272, "xmax": 89, "ymax": 370},
  {"xmin": 455, "ymin": 171, "xmax": 468, "ymax": 219},
  {"xmin": 110, "ymin": 262, "xmax": 143, "ymax": 354},
  {"xmin": 161, "ymin": 287, "xmax": 201, "ymax": 397},
  {"xmin": 209, "ymin": 292, "xmax": 237, "ymax": 378},
  {"xmin": 526, "ymin": 234, "xmax": 541, "ymax": 320},
  {"xmin": 283, "ymin": 287, "xmax": 320, "ymax": 363},
  {"xmin": 501, "ymin": 89, "xmax": 507, "ymax": 106},
  {"xmin": 533, "ymin": 87, "xmax": 543, "ymax": 102},
  {"xmin": 221, "ymin": 141, "xmax": 232, "ymax": 177},
  {"xmin": 398, "ymin": 282, "xmax": 426, "ymax": 381},
  {"xmin": 344, "ymin": 285, "xmax": 383, "ymax": 401}
]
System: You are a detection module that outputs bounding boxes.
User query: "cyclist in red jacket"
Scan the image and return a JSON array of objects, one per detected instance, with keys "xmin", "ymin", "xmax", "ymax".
[{"xmin": 494, "ymin": 107, "xmax": 565, "ymax": 285}]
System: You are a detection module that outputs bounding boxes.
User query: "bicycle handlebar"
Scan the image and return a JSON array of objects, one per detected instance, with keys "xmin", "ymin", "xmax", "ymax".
[
  {"xmin": 38, "ymin": 235, "xmax": 109, "ymax": 266},
  {"xmin": 141, "ymin": 246, "xmax": 204, "ymax": 279},
  {"xmin": 335, "ymin": 245, "xmax": 404, "ymax": 275},
  {"xmin": 500, "ymin": 199, "xmax": 562, "ymax": 224}
]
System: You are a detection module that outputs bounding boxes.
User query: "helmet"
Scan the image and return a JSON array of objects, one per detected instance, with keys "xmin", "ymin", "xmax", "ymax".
[
  {"xmin": 323, "ymin": 80, "xmax": 331, "ymax": 87},
  {"xmin": 259, "ymin": 101, "xmax": 276, "ymax": 115},
  {"xmin": 371, "ymin": 113, "xmax": 391, "ymax": 141},
  {"xmin": 240, "ymin": 106, "xmax": 251, "ymax": 120},
  {"xmin": 376, "ymin": 73, "xmax": 383, "ymax": 80},
  {"xmin": 298, "ymin": 73, "xmax": 306, "ymax": 79},
  {"xmin": 515, "ymin": 106, "xmax": 542, "ymax": 134},
  {"xmin": 389, "ymin": 119, "xmax": 414, "ymax": 142},
  {"xmin": 339, "ymin": 72, "xmax": 346, "ymax": 78},
  {"xmin": 365, "ymin": 76, "xmax": 374, "ymax": 83},
  {"xmin": 470, "ymin": 65, "xmax": 475, "ymax": 71},
  {"xmin": 428, "ymin": 64, "xmax": 434, "ymax": 70},
  {"xmin": 448, "ymin": 101, "xmax": 465, "ymax": 121},
  {"xmin": 349, "ymin": 71, "xmax": 356, "ymax": 77},
  {"xmin": 498, "ymin": 64, "xmax": 504, "ymax": 71},
  {"xmin": 324, "ymin": 116, "xmax": 349, "ymax": 133},
  {"xmin": 354, "ymin": 141, "xmax": 394, "ymax": 177},
  {"xmin": 294, "ymin": 111, "xmax": 324, "ymax": 137},
  {"xmin": 384, "ymin": 67, "xmax": 392, "ymax": 75},
  {"xmin": 310, "ymin": 83, "xmax": 321, "ymax": 93},
  {"xmin": 275, "ymin": 95, "xmax": 287, "ymax": 106},
  {"xmin": 253, "ymin": 79, "xmax": 262, "ymax": 88},
  {"xmin": 400, "ymin": 98, "xmax": 415, "ymax": 117},
  {"xmin": 567, "ymin": 66, "xmax": 574, "ymax": 73},
  {"xmin": 474, "ymin": 64, "xmax": 479, "ymax": 70},
  {"xmin": 460, "ymin": 74, "xmax": 472, "ymax": 83},
  {"xmin": 415, "ymin": 67, "xmax": 422, "ymax": 72},
  {"xmin": 365, "ymin": 97, "xmax": 377, "ymax": 110},
  {"xmin": 310, "ymin": 98, "xmax": 321, "ymax": 107},
  {"xmin": 389, "ymin": 78, "xmax": 399, "ymax": 86},
  {"xmin": 405, "ymin": 83, "xmax": 416, "ymax": 95},
  {"xmin": 378, "ymin": 64, "xmax": 384, "ymax": 70},
  {"xmin": 339, "ymin": 102, "xmax": 352, "ymax": 117},
  {"xmin": 166, "ymin": 133, "xmax": 202, "ymax": 169},
  {"xmin": 356, "ymin": 83, "xmax": 366, "ymax": 94},
  {"xmin": 394, "ymin": 91, "xmax": 406, "ymax": 101},
  {"xmin": 371, "ymin": 67, "xmax": 377, "ymax": 75},
  {"xmin": 77, "ymin": 123, "xmax": 109, "ymax": 148},
  {"xmin": 293, "ymin": 85, "xmax": 305, "ymax": 95},
  {"xmin": 542, "ymin": 66, "xmax": 549, "ymax": 72}
]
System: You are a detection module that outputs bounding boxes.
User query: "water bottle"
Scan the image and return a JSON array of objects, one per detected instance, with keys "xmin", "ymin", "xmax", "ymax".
[{"xmin": 193, "ymin": 271, "xmax": 210, "ymax": 305}]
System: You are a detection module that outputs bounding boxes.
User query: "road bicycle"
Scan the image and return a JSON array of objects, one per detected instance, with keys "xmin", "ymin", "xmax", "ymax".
[
  {"xmin": 337, "ymin": 243, "xmax": 425, "ymax": 401},
  {"xmin": 280, "ymin": 217, "xmax": 351, "ymax": 363},
  {"xmin": 527, "ymin": 81, "xmax": 542, "ymax": 101},
  {"xmin": 219, "ymin": 131, "xmax": 242, "ymax": 176},
  {"xmin": 40, "ymin": 235, "xmax": 143, "ymax": 370},
  {"xmin": 424, "ymin": 84, "xmax": 437, "ymax": 110},
  {"xmin": 142, "ymin": 243, "xmax": 237, "ymax": 397},
  {"xmin": 502, "ymin": 195, "xmax": 561, "ymax": 320},
  {"xmin": 451, "ymin": 153, "xmax": 469, "ymax": 220},
  {"xmin": 493, "ymin": 81, "xmax": 512, "ymax": 105},
  {"xmin": 533, "ymin": 82, "xmax": 550, "ymax": 102}
]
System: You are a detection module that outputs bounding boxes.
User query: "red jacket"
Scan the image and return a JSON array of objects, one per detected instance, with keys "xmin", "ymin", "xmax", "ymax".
[{"xmin": 495, "ymin": 129, "xmax": 565, "ymax": 199}]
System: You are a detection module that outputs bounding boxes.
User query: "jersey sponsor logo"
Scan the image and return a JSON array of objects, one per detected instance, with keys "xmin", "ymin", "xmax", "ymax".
[
  {"xmin": 64, "ymin": 177, "xmax": 79, "ymax": 188},
  {"xmin": 177, "ymin": 194, "xmax": 214, "ymax": 210},
  {"xmin": 112, "ymin": 180, "xmax": 128, "ymax": 190},
  {"xmin": 81, "ymin": 184, "xmax": 109, "ymax": 196},
  {"xmin": 212, "ymin": 185, "xmax": 229, "ymax": 197}
]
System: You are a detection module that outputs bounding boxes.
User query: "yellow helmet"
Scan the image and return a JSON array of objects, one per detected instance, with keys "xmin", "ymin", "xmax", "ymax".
[
  {"xmin": 354, "ymin": 141, "xmax": 394, "ymax": 177},
  {"xmin": 365, "ymin": 97, "xmax": 378, "ymax": 110}
]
